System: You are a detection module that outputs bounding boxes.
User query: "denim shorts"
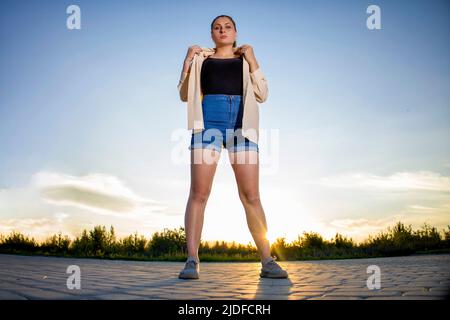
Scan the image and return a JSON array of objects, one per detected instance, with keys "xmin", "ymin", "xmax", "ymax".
[{"xmin": 189, "ymin": 94, "xmax": 259, "ymax": 153}]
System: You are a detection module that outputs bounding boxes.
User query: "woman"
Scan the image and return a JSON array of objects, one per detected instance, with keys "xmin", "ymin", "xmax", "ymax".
[{"xmin": 177, "ymin": 15, "xmax": 288, "ymax": 279}]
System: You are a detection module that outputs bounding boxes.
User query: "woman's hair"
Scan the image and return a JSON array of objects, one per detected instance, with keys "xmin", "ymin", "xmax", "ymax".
[{"xmin": 210, "ymin": 15, "xmax": 237, "ymax": 47}]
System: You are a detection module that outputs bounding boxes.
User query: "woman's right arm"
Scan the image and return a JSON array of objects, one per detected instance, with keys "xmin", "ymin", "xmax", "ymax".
[{"xmin": 177, "ymin": 45, "xmax": 202, "ymax": 102}]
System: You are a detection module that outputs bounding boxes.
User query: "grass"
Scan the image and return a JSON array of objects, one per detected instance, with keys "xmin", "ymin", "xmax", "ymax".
[{"xmin": 0, "ymin": 222, "xmax": 449, "ymax": 262}]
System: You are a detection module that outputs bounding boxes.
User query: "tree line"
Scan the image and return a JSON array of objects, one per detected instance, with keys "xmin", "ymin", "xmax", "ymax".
[{"xmin": 0, "ymin": 222, "xmax": 449, "ymax": 261}]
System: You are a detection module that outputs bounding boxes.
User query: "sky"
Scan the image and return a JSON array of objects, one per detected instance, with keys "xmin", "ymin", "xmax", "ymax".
[{"xmin": 0, "ymin": 0, "xmax": 449, "ymax": 245}]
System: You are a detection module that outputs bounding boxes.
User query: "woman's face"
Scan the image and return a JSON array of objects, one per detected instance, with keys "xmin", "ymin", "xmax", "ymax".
[{"xmin": 211, "ymin": 17, "xmax": 236, "ymax": 47}]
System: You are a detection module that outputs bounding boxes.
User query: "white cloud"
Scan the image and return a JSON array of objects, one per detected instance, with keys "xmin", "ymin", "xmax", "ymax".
[
  {"xmin": 0, "ymin": 213, "xmax": 70, "ymax": 241},
  {"xmin": 31, "ymin": 171, "xmax": 168, "ymax": 217},
  {"xmin": 1, "ymin": 169, "xmax": 449, "ymax": 244},
  {"xmin": 327, "ymin": 215, "xmax": 401, "ymax": 240},
  {"xmin": 0, "ymin": 170, "xmax": 180, "ymax": 240},
  {"xmin": 310, "ymin": 170, "xmax": 450, "ymax": 192},
  {"xmin": 54, "ymin": 212, "xmax": 70, "ymax": 223},
  {"xmin": 401, "ymin": 203, "xmax": 450, "ymax": 227},
  {"xmin": 326, "ymin": 202, "xmax": 450, "ymax": 243}
]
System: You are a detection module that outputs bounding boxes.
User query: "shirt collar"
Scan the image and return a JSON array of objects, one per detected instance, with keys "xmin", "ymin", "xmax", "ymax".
[{"xmin": 200, "ymin": 47, "xmax": 241, "ymax": 58}]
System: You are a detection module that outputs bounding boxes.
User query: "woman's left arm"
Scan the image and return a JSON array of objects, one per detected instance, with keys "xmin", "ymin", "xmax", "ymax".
[{"xmin": 238, "ymin": 44, "xmax": 269, "ymax": 103}]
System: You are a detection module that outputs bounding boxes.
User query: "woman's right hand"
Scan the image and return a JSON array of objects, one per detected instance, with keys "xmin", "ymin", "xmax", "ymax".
[{"xmin": 184, "ymin": 45, "xmax": 203, "ymax": 65}]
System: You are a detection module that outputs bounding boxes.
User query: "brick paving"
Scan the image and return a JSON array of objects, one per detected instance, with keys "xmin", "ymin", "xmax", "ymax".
[{"xmin": 0, "ymin": 253, "xmax": 449, "ymax": 300}]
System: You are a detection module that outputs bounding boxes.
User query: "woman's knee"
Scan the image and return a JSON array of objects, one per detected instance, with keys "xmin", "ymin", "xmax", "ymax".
[
  {"xmin": 189, "ymin": 187, "xmax": 211, "ymax": 204},
  {"xmin": 239, "ymin": 191, "xmax": 261, "ymax": 206}
]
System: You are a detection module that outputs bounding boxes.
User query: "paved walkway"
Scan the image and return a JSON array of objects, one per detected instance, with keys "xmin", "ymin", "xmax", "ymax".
[{"xmin": 0, "ymin": 253, "xmax": 449, "ymax": 300}]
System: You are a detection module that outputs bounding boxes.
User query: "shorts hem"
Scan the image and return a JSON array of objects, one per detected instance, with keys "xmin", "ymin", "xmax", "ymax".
[
  {"xmin": 227, "ymin": 145, "xmax": 259, "ymax": 153},
  {"xmin": 188, "ymin": 144, "xmax": 222, "ymax": 153}
]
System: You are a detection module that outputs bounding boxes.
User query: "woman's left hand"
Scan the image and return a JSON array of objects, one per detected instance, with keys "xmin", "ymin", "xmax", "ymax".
[{"xmin": 236, "ymin": 44, "xmax": 257, "ymax": 64}]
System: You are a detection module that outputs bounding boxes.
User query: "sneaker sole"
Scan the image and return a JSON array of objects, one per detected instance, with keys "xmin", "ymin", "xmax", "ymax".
[
  {"xmin": 260, "ymin": 271, "xmax": 288, "ymax": 279},
  {"xmin": 178, "ymin": 273, "xmax": 199, "ymax": 279}
]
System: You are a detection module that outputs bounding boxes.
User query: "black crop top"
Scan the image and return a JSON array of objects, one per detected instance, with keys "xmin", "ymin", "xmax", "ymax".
[{"xmin": 201, "ymin": 56, "xmax": 243, "ymax": 95}]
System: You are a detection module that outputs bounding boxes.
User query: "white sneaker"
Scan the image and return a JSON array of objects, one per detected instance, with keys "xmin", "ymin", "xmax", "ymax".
[
  {"xmin": 260, "ymin": 257, "xmax": 288, "ymax": 278},
  {"xmin": 178, "ymin": 258, "xmax": 200, "ymax": 279}
]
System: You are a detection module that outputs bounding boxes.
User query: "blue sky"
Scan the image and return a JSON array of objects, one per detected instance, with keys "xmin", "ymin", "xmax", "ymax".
[{"xmin": 1, "ymin": 0, "xmax": 449, "ymax": 244}]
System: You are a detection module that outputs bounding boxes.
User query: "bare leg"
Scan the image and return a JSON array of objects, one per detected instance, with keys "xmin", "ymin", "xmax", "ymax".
[
  {"xmin": 228, "ymin": 150, "xmax": 271, "ymax": 262},
  {"xmin": 184, "ymin": 148, "xmax": 221, "ymax": 261}
]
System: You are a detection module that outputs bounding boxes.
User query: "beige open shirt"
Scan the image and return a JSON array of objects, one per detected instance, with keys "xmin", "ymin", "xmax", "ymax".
[{"xmin": 177, "ymin": 47, "xmax": 269, "ymax": 145}]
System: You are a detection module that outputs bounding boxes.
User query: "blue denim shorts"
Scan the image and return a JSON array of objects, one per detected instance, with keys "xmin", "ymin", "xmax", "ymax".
[{"xmin": 189, "ymin": 94, "xmax": 259, "ymax": 153}]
